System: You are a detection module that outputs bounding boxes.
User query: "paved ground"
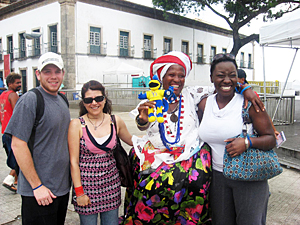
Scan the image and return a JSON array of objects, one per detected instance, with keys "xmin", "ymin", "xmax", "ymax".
[{"xmin": 0, "ymin": 106, "xmax": 299, "ymax": 225}]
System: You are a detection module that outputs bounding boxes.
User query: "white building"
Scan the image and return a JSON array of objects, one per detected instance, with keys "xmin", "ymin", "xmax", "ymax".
[{"xmin": 0, "ymin": 0, "xmax": 254, "ymax": 94}]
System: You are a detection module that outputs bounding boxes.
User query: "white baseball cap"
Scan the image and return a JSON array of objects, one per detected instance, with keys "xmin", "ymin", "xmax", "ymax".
[{"xmin": 38, "ymin": 52, "xmax": 64, "ymax": 71}]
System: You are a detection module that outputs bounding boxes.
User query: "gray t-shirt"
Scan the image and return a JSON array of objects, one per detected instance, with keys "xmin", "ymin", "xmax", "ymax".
[{"xmin": 5, "ymin": 86, "xmax": 71, "ymax": 197}]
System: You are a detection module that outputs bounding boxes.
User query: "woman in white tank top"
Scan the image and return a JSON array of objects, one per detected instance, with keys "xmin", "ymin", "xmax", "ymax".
[{"xmin": 198, "ymin": 53, "xmax": 276, "ymax": 225}]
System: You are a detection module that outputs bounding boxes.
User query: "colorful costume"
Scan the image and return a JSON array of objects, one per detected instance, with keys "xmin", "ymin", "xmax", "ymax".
[{"xmin": 120, "ymin": 52, "xmax": 214, "ymax": 225}]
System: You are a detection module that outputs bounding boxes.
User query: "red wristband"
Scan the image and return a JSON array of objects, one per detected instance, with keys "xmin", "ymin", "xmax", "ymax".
[{"xmin": 74, "ymin": 186, "xmax": 84, "ymax": 197}]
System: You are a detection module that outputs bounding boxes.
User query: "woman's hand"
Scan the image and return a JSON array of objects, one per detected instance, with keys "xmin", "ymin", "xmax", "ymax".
[
  {"xmin": 137, "ymin": 101, "xmax": 156, "ymax": 124},
  {"xmin": 224, "ymin": 137, "xmax": 247, "ymax": 157},
  {"xmin": 274, "ymin": 130, "xmax": 280, "ymax": 140},
  {"xmin": 242, "ymin": 88, "xmax": 265, "ymax": 112},
  {"xmin": 76, "ymin": 194, "xmax": 91, "ymax": 206}
]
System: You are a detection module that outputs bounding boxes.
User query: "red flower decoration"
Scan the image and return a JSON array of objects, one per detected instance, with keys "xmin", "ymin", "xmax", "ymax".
[{"xmin": 135, "ymin": 201, "xmax": 155, "ymax": 222}]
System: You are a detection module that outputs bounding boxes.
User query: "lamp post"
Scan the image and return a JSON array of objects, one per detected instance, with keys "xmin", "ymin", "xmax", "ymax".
[{"xmin": 23, "ymin": 29, "xmax": 44, "ymax": 55}]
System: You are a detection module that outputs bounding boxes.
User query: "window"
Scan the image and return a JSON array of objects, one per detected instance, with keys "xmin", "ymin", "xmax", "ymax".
[
  {"xmin": 164, "ymin": 38, "xmax": 172, "ymax": 54},
  {"xmin": 19, "ymin": 33, "xmax": 26, "ymax": 58},
  {"xmin": 0, "ymin": 38, "xmax": 2, "ymax": 61},
  {"xmin": 7, "ymin": 36, "xmax": 13, "ymax": 60},
  {"xmin": 119, "ymin": 31, "xmax": 129, "ymax": 57},
  {"xmin": 197, "ymin": 44, "xmax": 204, "ymax": 63},
  {"xmin": 33, "ymin": 68, "xmax": 40, "ymax": 87},
  {"xmin": 90, "ymin": 27, "xmax": 101, "ymax": 54},
  {"xmin": 181, "ymin": 41, "xmax": 188, "ymax": 55},
  {"xmin": 49, "ymin": 25, "xmax": 57, "ymax": 53},
  {"xmin": 33, "ymin": 29, "xmax": 41, "ymax": 57},
  {"xmin": 20, "ymin": 69, "xmax": 27, "ymax": 94},
  {"xmin": 210, "ymin": 46, "xmax": 216, "ymax": 62},
  {"xmin": 144, "ymin": 35, "xmax": 152, "ymax": 59},
  {"xmin": 240, "ymin": 52, "xmax": 245, "ymax": 68},
  {"xmin": 222, "ymin": 48, "xmax": 227, "ymax": 54},
  {"xmin": 248, "ymin": 53, "xmax": 252, "ymax": 69}
]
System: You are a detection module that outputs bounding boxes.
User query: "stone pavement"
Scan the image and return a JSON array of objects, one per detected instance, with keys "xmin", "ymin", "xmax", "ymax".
[{"xmin": 0, "ymin": 108, "xmax": 300, "ymax": 225}]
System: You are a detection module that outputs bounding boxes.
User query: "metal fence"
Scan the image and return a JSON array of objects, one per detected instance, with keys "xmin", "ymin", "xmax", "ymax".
[
  {"xmin": 249, "ymin": 81, "xmax": 280, "ymax": 94},
  {"xmin": 258, "ymin": 94, "xmax": 295, "ymax": 125},
  {"xmin": 62, "ymin": 87, "xmax": 146, "ymax": 111},
  {"xmin": 62, "ymin": 88, "xmax": 295, "ymax": 124}
]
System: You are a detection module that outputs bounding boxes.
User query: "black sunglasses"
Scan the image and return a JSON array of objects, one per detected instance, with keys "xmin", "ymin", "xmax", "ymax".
[
  {"xmin": 212, "ymin": 53, "xmax": 235, "ymax": 61},
  {"xmin": 83, "ymin": 96, "xmax": 105, "ymax": 104}
]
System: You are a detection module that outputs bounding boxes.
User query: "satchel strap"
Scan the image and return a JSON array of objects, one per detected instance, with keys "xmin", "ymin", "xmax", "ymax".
[
  {"xmin": 241, "ymin": 102, "xmax": 252, "ymax": 137},
  {"xmin": 111, "ymin": 115, "xmax": 121, "ymax": 146},
  {"xmin": 242, "ymin": 102, "xmax": 252, "ymax": 123}
]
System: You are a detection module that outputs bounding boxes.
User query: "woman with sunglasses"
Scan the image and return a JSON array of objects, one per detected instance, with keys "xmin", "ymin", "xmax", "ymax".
[
  {"xmin": 120, "ymin": 51, "xmax": 263, "ymax": 225},
  {"xmin": 68, "ymin": 80, "xmax": 133, "ymax": 225},
  {"xmin": 198, "ymin": 54, "xmax": 276, "ymax": 225}
]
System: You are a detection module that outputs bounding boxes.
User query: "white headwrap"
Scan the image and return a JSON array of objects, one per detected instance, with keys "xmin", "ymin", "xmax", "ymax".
[{"xmin": 150, "ymin": 51, "xmax": 192, "ymax": 80}]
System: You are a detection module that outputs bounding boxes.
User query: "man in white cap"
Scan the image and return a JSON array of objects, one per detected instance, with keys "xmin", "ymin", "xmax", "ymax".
[{"xmin": 5, "ymin": 52, "xmax": 70, "ymax": 225}]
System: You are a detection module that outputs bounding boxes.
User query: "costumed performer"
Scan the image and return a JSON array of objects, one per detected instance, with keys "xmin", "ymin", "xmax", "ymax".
[
  {"xmin": 121, "ymin": 51, "xmax": 213, "ymax": 225},
  {"xmin": 120, "ymin": 51, "xmax": 263, "ymax": 225}
]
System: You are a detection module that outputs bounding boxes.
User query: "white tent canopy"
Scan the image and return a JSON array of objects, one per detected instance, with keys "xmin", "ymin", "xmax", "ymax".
[
  {"xmin": 259, "ymin": 9, "xmax": 300, "ymax": 47},
  {"xmin": 103, "ymin": 62, "xmax": 144, "ymax": 88},
  {"xmin": 103, "ymin": 62, "xmax": 143, "ymax": 75},
  {"xmin": 259, "ymin": 9, "xmax": 300, "ymax": 120}
]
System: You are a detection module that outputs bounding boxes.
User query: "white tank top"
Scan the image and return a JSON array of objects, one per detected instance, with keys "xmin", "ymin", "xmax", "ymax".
[{"xmin": 198, "ymin": 93, "xmax": 244, "ymax": 172}]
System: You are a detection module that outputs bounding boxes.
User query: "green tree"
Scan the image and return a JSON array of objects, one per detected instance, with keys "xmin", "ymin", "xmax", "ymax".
[{"xmin": 153, "ymin": 0, "xmax": 300, "ymax": 56}]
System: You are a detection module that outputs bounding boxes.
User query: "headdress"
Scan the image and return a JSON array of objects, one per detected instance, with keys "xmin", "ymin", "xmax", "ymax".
[{"xmin": 150, "ymin": 51, "xmax": 192, "ymax": 80}]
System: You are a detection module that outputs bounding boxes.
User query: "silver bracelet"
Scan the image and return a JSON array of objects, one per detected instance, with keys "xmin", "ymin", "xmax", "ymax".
[
  {"xmin": 135, "ymin": 115, "xmax": 149, "ymax": 127},
  {"xmin": 245, "ymin": 137, "xmax": 249, "ymax": 149}
]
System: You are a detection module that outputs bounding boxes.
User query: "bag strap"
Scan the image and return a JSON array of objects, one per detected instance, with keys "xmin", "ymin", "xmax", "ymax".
[
  {"xmin": 27, "ymin": 88, "xmax": 69, "ymax": 154},
  {"xmin": 28, "ymin": 88, "xmax": 45, "ymax": 154},
  {"xmin": 58, "ymin": 91, "xmax": 69, "ymax": 108},
  {"xmin": 111, "ymin": 115, "xmax": 121, "ymax": 146},
  {"xmin": 241, "ymin": 102, "xmax": 252, "ymax": 137}
]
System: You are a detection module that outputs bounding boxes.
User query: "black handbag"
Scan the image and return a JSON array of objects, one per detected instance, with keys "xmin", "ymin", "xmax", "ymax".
[{"xmin": 111, "ymin": 115, "xmax": 133, "ymax": 187}]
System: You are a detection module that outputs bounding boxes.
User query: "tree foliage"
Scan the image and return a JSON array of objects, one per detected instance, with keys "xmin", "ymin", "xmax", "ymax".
[{"xmin": 152, "ymin": 0, "xmax": 300, "ymax": 56}]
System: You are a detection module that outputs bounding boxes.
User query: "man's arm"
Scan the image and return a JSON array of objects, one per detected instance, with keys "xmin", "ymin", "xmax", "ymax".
[
  {"xmin": 11, "ymin": 136, "xmax": 56, "ymax": 206},
  {"xmin": 8, "ymin": 92, "xmax": 19, "ymax": 110}
]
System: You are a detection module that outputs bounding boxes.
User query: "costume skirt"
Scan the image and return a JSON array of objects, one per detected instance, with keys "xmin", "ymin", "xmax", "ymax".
[{"xmin": 120, "ymin": 143, "xmax": 212, "ymax": 225}]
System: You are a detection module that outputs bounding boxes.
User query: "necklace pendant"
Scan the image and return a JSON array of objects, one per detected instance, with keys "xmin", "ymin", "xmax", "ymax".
[
  {"xmin": 170, "ymin": 113, "xmax": 178, "ymax": 123},
  {"xmin": 94, "ymin": 127, "xmax": 97, "ymax": 131}
]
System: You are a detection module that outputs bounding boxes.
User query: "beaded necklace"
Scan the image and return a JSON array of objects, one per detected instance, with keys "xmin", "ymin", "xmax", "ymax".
[{"xmin": 159, "ymin": 95, "xmax": 182, "ymax": 150}]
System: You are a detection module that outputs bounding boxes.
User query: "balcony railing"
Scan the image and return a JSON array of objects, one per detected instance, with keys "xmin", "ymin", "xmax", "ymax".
[
  {"xmin": 247, "ymin": 61, "xmax": 254, "ymax": 69},
  {"xmin": 197, "ymin": 54, "xmax": 206, "ymax": 64},
  {"xmin": 118, "ymin": 45, "xmax": 134, "ymax": 57},
  {"xmin": 27, "ymin": 44, "xmax": 41, "ymax": 57},
  {"xmin": 0, "ymin": 42, "xmax": 60, "ymax": 61},
  {"xmin": 142, "ymin": 48, "xmax": 157, "ymax": 59},
  {"xmin": 44, "ymin": 41, "xmax": 60, "ymax": 54},
  {"xmin": 163, "ymin": 49, "xmax": 172, "ymax": 55},
  {"xmin": 240, "ymin": 60, "xmax": 245, "ymax": 68},
  {"xmin": 87, "ymin": 42, "xmax": 107, "ymax": 55}
]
